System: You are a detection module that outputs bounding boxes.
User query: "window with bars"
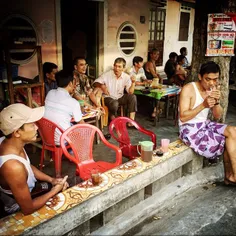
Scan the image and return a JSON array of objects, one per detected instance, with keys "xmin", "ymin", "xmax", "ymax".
[
  {"xmin": 117, "ymin": 23, "xmax": 137, "ymax": 56},
  {"xmin": 148, "ymin": 8, "xmax": 166, "ymax": 66},
  {"xmin": 149, "ymin": 9, "xmax": 165, "ymax": 41}
]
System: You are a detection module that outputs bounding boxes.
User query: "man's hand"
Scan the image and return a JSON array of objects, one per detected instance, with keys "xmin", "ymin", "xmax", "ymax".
[
  {"xmin": 101, "ymin": 84, "xmax": 109, "ymax": 95},
  {"xmin": 203, "ymin": 96, "xmax": 216, "ymax": 108},
  {"xmin": 130, "ymin": 75, "xmax": 136, "ymax": 83},
  {"xmin": 51, "ymin": 177, "xmax": 68, "ymax": 186},
  {"xmin": 51, "ymin": 176, "xmax": 69, "ymax": 193},
  {"xmin": 209, "ymin": 86, "xmax": 221, "ymax": 101}
]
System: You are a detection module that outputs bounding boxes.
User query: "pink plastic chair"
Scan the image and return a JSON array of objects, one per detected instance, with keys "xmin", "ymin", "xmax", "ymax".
[
  {"xmin": 109, "ymin": 117, "xmax": 156, "ymax": 160},
  {"xmin": 60, "ymin": 124, "xmax": 122, "ymax": 180},
  {"xmin": 36, "ymin": 118, "xmax": 65, "ymax": 178}
]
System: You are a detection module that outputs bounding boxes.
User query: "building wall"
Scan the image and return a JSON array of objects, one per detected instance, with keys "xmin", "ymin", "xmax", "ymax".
[
  {"xmin": 163, "ymin": 1, "xmax": 195, "ymax": 68},
  {"xmin": 102, "ymin": 0, "xmax": 150, "ymax": 74},
  {"xmin": 0, "ymin": 0, "xmax": 58, "ymax": 79}
]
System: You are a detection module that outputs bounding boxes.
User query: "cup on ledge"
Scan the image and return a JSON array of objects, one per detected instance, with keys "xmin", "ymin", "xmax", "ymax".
[
  {"xmin": 91, "ymin": 169, "xmax": 101, "ymax": 185},
  {"xmin": 161, "ymin": 139, "xmax": 170, "ymax": 153}
]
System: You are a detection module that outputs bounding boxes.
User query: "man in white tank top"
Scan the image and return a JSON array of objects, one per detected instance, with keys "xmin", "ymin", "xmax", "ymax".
[
  {"xmin": 179, "ymin": 61, "xmax": 236, "ymax": 186},
  {"xmin": 0, "ymin": 104, "xmax": 69, "ymax": 216}
]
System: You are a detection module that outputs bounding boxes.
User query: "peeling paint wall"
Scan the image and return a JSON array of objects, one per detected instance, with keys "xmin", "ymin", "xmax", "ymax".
[{"xmin": 102, "ymin": 0, "xmax": 150, "ymax": 73}]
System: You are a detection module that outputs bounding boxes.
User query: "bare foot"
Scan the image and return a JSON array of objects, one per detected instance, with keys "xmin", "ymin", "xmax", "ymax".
[{"xmin": 224, "ymin": 174, "xmax": 236, "ymax": 185}]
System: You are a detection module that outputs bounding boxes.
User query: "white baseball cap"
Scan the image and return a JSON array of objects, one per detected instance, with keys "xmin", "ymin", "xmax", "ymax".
[{"xmin": 0, "ymin": 103, "xmax": 44, "ymax": 135}]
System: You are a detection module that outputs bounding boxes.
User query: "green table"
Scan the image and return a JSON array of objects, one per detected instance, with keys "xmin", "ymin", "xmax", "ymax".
[{"xmin": 134, "ymin": 86, "xmax": 181, "ymax": 126}]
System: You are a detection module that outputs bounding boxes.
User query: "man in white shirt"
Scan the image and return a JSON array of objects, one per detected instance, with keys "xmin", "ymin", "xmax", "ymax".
[
  {"xmin": 44, "ymin": 70, "xmax": 85, "ymax": 145},
  {"xmin": 94, "ymin": 58, "xmax": 137, "ymax": 124},
  {"xmin": 128, "ymin": 56, "xmax": 148, "ymax": 86}
]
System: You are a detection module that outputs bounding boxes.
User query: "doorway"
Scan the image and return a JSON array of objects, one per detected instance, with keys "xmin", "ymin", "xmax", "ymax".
[
  {"xmin": 148, "ymin": 7, "xmax": 166, "ymax": 66},
  {"xmin": 60, "ymin": 0, "xmax": 99, "ymax": 73}
]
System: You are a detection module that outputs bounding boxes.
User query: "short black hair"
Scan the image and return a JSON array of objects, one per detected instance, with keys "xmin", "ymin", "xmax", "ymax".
[
  {"xmin": 55, "ymin": 70, "xmax": 74, "ymax": 88},
  {"xmin": 133, "ymin": 56, "xmax": 143, "ymax": 66},
  {"xmin": 43, "ymin": 62, "xmax": 58, "ymax": 78},
  {"xmin": 180, "ymin": 47, "xmax": 187, "ymax": 54},
  {"xmin": 169, "ymin": 52, "xmax": 178, "ymax": 59},
  {"xmin": 73, "ymin": 57, "xmax": 86, "ymax": 66},
  {"xmin": 199, "ymin": 61, "xmax": 221, "ymax": 77},
  {"xmin": 177, "ymin": 55, "xmax": 185, "ymax": 63},
  {"xmin": 114, "ymin": 57, "xmax": 126, "ymax": 67}
]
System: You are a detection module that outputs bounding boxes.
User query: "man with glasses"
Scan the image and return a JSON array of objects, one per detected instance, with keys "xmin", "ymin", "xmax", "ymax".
[{"xmin": 73, "ymin": 57, "xmax": 102, "ymax": 108}]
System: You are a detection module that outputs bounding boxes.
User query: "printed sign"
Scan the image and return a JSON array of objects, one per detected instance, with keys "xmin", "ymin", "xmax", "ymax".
[{"xmin": 206, "ymin": 13, "xmax": 236, "ymax": 56}]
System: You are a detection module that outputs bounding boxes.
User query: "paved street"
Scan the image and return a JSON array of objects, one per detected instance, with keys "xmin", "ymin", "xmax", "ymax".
[{"xmin": 127, "ymin": 182, "xmax": 236, "ymax": 235}]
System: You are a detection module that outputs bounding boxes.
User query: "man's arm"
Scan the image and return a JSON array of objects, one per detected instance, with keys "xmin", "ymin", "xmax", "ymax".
[
  {"xmin": 2, "ymin": 161, "xmax": 67, "ymax": 215},
  {"xmin": 31, "ymin": 165, "xmax": 52, "ymax": 183},
  {"xmin": 179, "ymin": 84, "xmax": 215, "ymax": 123},
  {"xmin": 93, "ymin": 74, "xmax": 110, "ymax": 95},
  {"xmin": 212, "ymin": 104, "xmax": 223, "ymax": 120},
  {"xmin": 129, "ymin": 81, "xmax": 135, "ymax": 94}
]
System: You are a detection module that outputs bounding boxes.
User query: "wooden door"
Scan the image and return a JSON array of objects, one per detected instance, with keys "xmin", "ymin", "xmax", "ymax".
[{"xmin": 148, "ymin": 8, "xmax": 166, "ymax": 66}]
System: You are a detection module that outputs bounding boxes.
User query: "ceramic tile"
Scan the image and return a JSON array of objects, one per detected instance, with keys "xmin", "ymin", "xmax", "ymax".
[{"xmin": 0, "ymin": 140, "xmax": 188, "ymax": 235}]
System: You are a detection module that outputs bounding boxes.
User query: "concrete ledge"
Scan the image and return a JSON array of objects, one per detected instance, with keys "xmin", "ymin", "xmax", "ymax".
[
  {"xmin": 0, "ymin": 141, "xmax": 204, "ymax": 236},
  {"xmin": 91, "ymin": 163, "xmax": 224, "ymax": 236},
  {"xmin": 23, "ymin": 147, "xmax": 200, "ymax": 235}
]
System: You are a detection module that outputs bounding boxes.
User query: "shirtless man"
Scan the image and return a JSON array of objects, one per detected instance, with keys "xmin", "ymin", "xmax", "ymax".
[
  {"xmin": 0, "ymin": 104, "xmax": 68, "ymax": 215},
  {"xmin": 179, "ymin": 61, "xmax": 236, "ymax": 185}
]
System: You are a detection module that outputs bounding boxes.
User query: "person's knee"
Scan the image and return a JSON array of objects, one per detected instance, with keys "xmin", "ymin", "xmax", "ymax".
[
  {"xmin": 109, "ymin": 100, "xmax": 119, "ymax": 113},
  {"xmin": 127, "ymin": 94, "xmax": 137, "ymax": 104}
]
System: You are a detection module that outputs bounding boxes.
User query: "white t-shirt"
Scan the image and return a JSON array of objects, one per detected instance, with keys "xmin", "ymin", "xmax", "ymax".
[
  {"xmin": 44, "ymin": 88, "xmax": 82, "ymax": 145},
  {"xmin": 94, "ymin": 70, "xmax": 131, "ymax": 99},
  {"xmin": 128, "ymin": 66, "xmax": 147, "ymax": 82}
]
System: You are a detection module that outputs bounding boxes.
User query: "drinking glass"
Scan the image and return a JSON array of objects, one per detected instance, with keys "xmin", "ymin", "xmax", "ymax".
[
  {"xmin": 161, "ymin": 139, "xmax": 170, "ymax": 153},
  {"xmin": 91, "ymin": 169, "xmax": 101, "ymax": 185}
]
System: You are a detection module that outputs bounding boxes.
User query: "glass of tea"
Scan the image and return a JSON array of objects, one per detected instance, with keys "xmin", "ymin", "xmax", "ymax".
[{"xmin": 91, "ymin": 169, "xmax": 101, "ymax": 185}]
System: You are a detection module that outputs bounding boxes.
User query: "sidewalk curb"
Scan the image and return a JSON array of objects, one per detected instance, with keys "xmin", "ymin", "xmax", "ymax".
[{"xmin": 91, "ymin": 163, "xmax": 224, "ymax": 236}]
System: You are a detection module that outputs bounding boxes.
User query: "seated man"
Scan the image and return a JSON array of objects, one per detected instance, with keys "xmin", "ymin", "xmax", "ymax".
[
  {"xmin": 179, "ymin": 61, "xmax": 236, "ymax": 185},
  {"xmin": 144, "ymin": 48, "xmax": 163, "ymax": 83},
  {"xmin": 44, "ymin": 70, "xmax": 85, "ymax": 145},
  {"xmin": 73, "ymin": 57, "xmax": 102, "ymax": 107},
  {"xmin": 93, "ymin": 57, "xmax": 137, "ymax": 124},
  {"xmin": 42, "ymin": 62, "xmax": 58, "ymax": 96},
  {"xmin": 164, "ymin": 52, "xmax": 178, "ymax": 85},
  {"xmin": 128, "ymin": 56, "xmax": 149, "ymax": 86},
  {"xmin": 179, "ymin": 47, "xmax": 191, "ymax": 69},
  {"xmin": 0, "ymin": 103, "xmax": 68, "ymax": 216}
]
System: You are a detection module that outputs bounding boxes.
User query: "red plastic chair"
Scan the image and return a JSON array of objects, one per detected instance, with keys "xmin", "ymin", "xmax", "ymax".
[
  {"xmin": 36, "ymin": 118, "xmax": 65, "ymax": 178},
  {"xmin": 109, "ymin": 117, "xmax": 156, "ymax": 160},
  {"xmin": 60, "ymin": 124, "xmax": 122, "ymax": 180}
]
